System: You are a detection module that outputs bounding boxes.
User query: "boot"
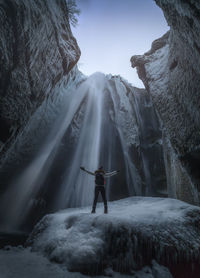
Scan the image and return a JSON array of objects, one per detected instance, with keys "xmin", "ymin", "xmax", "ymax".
[
  {"xmin": 91, "ymin": 208, "xmax": 96, "ymax": 214},
  {"xmin": 104, "ymin": 206, "xmax": 108, "ymax": 214}
]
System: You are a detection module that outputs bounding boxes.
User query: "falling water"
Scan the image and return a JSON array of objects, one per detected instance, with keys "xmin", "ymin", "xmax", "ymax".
[
  {"xmin": 0, "ymin": 73, "xmax": 106, "ymax": 230},
  {"xmin": 106, "ymin": 78, "xmax": 142, "ymax": 196},
  {"xmin": 55, "ymin": 73, "xmax": 105, "ymax": 209},
  {"xmin": 0, "ymin": 72, "xmax": 166, "ymax": 231}
]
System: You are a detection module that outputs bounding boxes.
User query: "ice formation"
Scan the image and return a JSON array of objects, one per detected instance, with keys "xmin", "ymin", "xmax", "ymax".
[
  {"xmin": 0, "ymin": 247, "xmax": 173, "ymax": 278},
  {"xmin": 27, "ymin": 197, "xmax": 200, "ymax": 277}
]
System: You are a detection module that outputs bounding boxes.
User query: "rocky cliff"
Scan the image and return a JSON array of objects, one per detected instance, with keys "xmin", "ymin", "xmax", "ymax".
[
  {"xmin": 0, "ymin": 0, "xmax": 80, "ymax": 161},
  {"xmin": 131, "ymin": 0, "xmax": 200, "ymax": 205}
]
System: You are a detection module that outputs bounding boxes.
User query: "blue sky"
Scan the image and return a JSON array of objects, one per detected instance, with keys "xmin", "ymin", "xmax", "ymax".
[{"xmin": 72, "ymin": 0, "xmax": 169, "ymax": 88}]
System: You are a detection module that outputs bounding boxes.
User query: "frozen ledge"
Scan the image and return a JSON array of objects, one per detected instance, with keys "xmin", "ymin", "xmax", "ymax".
[{"xmin": 27, "ymin": 197, "xmax": 200, "ymax": 276}]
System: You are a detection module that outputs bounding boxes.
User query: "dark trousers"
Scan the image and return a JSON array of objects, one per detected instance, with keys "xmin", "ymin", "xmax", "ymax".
[{"xmin": 92, "ymin": 185, "xmax": 107, "ymax": 210}]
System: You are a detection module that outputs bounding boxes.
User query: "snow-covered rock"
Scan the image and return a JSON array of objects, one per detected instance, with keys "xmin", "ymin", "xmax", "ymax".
[
  {"xmin": 134, "ymin": 261, "xmax": 173, "ymax": 278},
  {"xmin": 0, "ymin": 0, "xmax": 80, "ymax": 161},
  {"xmin": 27, "ymin": 197, "xmax": 200, "ymax": 277},
  {"xmin": 131, "ymin": 0, "xmax": 200, "ymax": 205}
]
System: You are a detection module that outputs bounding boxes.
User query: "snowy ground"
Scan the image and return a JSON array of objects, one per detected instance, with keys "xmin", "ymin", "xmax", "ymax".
[
  {"xmin": 0, "ymin": 246, "xmax": 172, "ymax": 278},
  {"xmin": 24, "ymin": 196, "xmax": 200, "ymax": 276},
  {"xmin": 1, "ymin": 196, "xmax": 199, "ymax": 277},
  {"xmin": 0, "ymin": 247, "xmax": 69, "ymax": 278}
]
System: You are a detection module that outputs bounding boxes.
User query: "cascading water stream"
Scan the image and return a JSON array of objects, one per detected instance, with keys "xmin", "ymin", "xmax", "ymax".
[
  {"xmin": 0, "ymin": 73, "xmax": 105, "ymax": 230},
  {"xmin": 106, "ymin": 78, "xmax": 142, "ymax": 196},
  {"xmin": 0, "ymin": 72, "xmax": 166, "ymax": 231},
  {"xmin": 0, "ymin": 77, "xmax": 91, "ymax": 229},
  {"xmin": 55, "ymin": 74, "xmax": 104, "ymax": 209}
]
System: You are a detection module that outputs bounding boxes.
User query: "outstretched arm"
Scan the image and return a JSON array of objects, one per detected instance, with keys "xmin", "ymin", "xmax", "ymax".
[
  {"xmin": 80, "ymin": 167, "xmax": 95, "ymax": 176},
  {"xmin": 105, "ymin": 170, "xmax": 120, "ymax": 178}
]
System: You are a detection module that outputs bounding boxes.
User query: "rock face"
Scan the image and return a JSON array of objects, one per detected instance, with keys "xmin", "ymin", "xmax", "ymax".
[
  {"xmin": 131, "ymin": 0, "xmax": 200, "ymax": 205},
  {"xmin": 0, "ymin": 0, "xmax": 80, "ymax": 160},
  {"xmin": 27, "ymin": 197, "xmax": 200, "ymax": 278}
]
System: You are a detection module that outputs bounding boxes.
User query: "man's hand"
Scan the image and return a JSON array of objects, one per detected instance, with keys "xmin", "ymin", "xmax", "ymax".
[{"xmin": 80, "ymin": 166, "xmax": 85, "ymax": 171}]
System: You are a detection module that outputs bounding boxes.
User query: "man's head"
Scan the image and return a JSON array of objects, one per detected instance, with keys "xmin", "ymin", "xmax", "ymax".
[{"xmin": 96, "ymin": 166, "xmax": 105, "ymax": 174}]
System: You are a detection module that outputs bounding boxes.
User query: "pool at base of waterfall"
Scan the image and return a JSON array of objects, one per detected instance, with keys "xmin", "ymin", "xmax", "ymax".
[{"xmin": 22, "ymin": 196, "xmax": 200, "ymax": 278}]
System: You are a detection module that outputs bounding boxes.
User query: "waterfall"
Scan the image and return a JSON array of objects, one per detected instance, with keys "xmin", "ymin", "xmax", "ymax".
[
  {"xmin": 0, "ymin": 72, "xmax": 166, "ymax": 231},
  {"xmin": 0, "ymin": 73, "xmax": 105, "ymax": 230},
  {"xmin": 55, "ymin": 73, "xmax": 105, "ymax": 209}
]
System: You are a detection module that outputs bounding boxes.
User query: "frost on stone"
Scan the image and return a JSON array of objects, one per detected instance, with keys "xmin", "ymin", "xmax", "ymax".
[
  {"xmin": 0, "ymin": 246, "xmax": 172, "ymax": 278},
  {"xmin": 27, "ymin": 197, "xmax": 200, "ymax": 275},
  {"xmin": 133, "ymin": 260, "xmax": 173, "ymax": 278}
]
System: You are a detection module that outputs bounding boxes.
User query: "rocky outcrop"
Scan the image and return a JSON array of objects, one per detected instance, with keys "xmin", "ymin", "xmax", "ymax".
[
  {"xmin": 131, "ymin": 0, "xmax": 200, "ymax": 205},
  {"xmin": 0, "ymin": 0, "xmax": 80, "ymax": 161},
  {"xmin": 27, "ymin": 197, "xmax": 200, "ymax": 277}
]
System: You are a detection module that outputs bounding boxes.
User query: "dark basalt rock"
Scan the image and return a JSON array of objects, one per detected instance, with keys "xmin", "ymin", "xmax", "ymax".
[
  {"xmin": 0, "ymin": 0, "xmax": 81, "ymax": 161},
  {"xmin": 131, "ymin": 0, "xmax": 200, "ymax": 205}
]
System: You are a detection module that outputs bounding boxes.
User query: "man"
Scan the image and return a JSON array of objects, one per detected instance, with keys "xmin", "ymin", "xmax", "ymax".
[{"xmin": 80, "ymin": 166, "xmax": 119, "ymax": 214}]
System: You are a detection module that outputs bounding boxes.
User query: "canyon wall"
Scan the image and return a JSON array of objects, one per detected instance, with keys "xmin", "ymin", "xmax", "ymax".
[
  {"xmin": 131, "ymin": 0, "xmax": 200, "ymax": 205},
  {"xmin": 0, "ymin": 0, "xmax": 80, "ymax": 162}
]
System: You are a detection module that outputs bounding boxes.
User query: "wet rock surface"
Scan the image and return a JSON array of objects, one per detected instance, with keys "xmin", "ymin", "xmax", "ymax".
[
  {"xmin": 0, "ymin": 0, "xmax": 80, "ymax": 161},
  {"xmin": 131, "ymin": 0, "xmax": 200, "ymax": 205}
]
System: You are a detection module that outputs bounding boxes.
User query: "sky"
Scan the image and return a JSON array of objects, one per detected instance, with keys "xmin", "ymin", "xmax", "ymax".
[{"xmin": 72, "ymin": 0, "xmax": 169, "ymax": 88}]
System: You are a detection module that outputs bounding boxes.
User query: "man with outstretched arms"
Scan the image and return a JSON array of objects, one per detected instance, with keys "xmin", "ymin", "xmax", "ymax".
[{"xmin": 80, "ymin": 166, "xmax": 119, "ymax": 214}]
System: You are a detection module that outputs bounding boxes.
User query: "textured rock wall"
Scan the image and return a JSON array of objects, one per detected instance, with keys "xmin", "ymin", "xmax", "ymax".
[
  {"xmin": 103, "ymin": 75, "xmax": 166, "ymax": 199},
  {"xmin": 0, "ymin": 0, "xmax": 80, "ymax": 160},
  {"xmin": 131, "ymin": 0, "xmax": 200, "ymax": 205}
]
